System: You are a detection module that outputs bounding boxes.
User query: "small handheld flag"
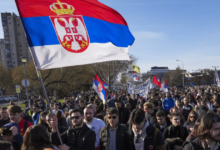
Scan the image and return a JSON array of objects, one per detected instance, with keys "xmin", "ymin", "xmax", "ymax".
[{"xmin": 93, "ymin": 75, "xmax": 107, "ymax": 103}]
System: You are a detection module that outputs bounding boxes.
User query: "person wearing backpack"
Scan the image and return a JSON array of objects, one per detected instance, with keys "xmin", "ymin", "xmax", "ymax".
[
  {"xmin": 8, "ymin": 105, "xmax": 32, "ymax": 136},
  {"xmin": 127, "ymin": 109, "xmax": 166, "ymax": 150},
  {"xmin": 163, "ymin": 112, "xmax": 188, "ymax": 150}
]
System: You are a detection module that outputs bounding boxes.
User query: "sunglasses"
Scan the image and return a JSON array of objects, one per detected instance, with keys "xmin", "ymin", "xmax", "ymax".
[
  {"xmin": 190, "ymin": 116, "xmax": 195, "ymax": 118},
  {"xmin": 108, "ymin": 116, "xmax": 117, "ymax": 119},
  {"xmin": 71, "ymin": 116, "xmax": 80, "ymax": 120}
]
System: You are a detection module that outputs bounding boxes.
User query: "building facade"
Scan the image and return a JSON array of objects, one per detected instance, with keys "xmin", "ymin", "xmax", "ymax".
[
  {"xmin": 0, "ymin": 39, "xmax": 5, "ymax": 66},
  {"xmin": 1, "ymin": 12, "xmax": 31, "ymax": 69}
]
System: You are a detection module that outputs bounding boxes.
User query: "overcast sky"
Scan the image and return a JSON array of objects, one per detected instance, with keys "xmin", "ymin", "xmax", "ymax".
[{"xmin": 0, "ymin": 0, "xmax": 220, "ymax": 73}]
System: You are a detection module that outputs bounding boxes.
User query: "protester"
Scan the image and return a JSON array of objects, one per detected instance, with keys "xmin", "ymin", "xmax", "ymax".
[
  {"xmin": 38, "ymin": 111, "xmax": 48, "ymax": 128},
  {"xmin": 143, "ymin": 102, "xmax": 157, "ymax": 125},
  {"xmin": 186, "ymin": 119, "xmax": 201, "ymax": 142},
  {"xmin": 53, "ymin": 102, "xmax": 64, "ymax": 116},
  {"xmin": 99, "ymin": 108, "xmax": 130, "ymax": 150},
  {"xmin": 162, "ymin": 92, "xmax": 175, "ymax": 112},
  {"xmin": 32, "ymin": 104, "xmax": 41, "ymax": 125},
  {"xmin": 114, "ymin": 100, "xmax": 130, "ymax": 126},
  {"xmin": 196, "ymin": 99, "xmax": 209, "ymax": 118},
  {"xmin": 107, "ymin": 95, "xmax": 117, "ymax": 108},
  {"xmin": 163, "ymin": 112, "xmax": 188, "ymax": 150},
  {"xmin": 55, "ymin": 111, "xmax": 68, "ymax": 128},
  {"xmin": 46, "ymin": 114, "xmax": 67, "ymax": 139},
  {"xmin": 51, "ymin": 108, "xmax": 96, "ymax": 150},
  {"xmin": 0, "ymin": 107, "xmax": 10, "ymax": 127},
  {"xmin": 155, "ymin": 110, "xmax": 171, "ymax": 133},
  {"xmin": 183, "ymin": 111, "xmax": 198, "ymax": 134},
  {"xmin": 84, "ymin": 106, "xmax": 106, "ymax": 150},
  {"xmin": 128, "ymin": 109, "xmax": 166, "ymax": 150},
  {"xmin": 183, "ymin": 112, "xmax": 220, "ymax": 150},
  {"xmin": 126, "ymin": 94, "xmax": 136, "ymax": 111},
  {"xmin": 182, "ymin": 97, "xmax": 193, "ymax": 117},
  {"xmin": 0, "ymin": 141, "xmax": 13, "ymax": 150},
  {"xmin": 21, "ymin": 125, "xmax": 59, "ymax": 150},
  {"xmin": 0, "ymin": 122, "xmax": 23, "ymax": 150},
  {"xmin": 8, "ymin": 106, "xmax": 32, "ymax": 136}
]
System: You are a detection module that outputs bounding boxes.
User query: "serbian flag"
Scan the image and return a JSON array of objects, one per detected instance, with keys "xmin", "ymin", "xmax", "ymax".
[
  {"xmin": 15, "ymin": 0, "xmax": 135, "ymax": 70},
  {"xmin": 93, "ymin": 75, "xmax": 107, "ymax": 103},
  {"xmin": 157, "ymin": 76, "xmax": 161, "ymax": 84},
  {"xmin": 164, "ymin": 80, "xmax": 168, "ymax": 92},
  {"xmin": 153, "ymin": 76, "xmax": 161, "ymax": 87}
]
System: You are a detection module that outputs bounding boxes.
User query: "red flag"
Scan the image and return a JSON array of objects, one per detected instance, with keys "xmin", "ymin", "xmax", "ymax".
[{"xmin": 153, "ymin": 76, "xmax": 161, "ymax": 87}]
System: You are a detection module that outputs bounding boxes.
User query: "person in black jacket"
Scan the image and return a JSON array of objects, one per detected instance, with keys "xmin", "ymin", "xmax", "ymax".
[
  {"xmin": 0, "ymin": 107, "xmax": 10, "ymax": 128},
  {"xmin": 126, "ymin": 94, "xmax": 136, "ymax": 111},
  {"xmin": 183, "ymin": 112, "xmax": 220, "ymax": 150},
  {"xmin": 99, "ymin": 108, "xmax": 130, "ymax": 150},
  {"xmin": 196, "ymin": 99, "xmax": 209, "ymax": 119},
  {"xmin": 115, "ymin": 100, "xmax": 130, "ymax": 126},
  {"xmin": 127, "ymin": 109, "xmax": 166, "ymax": 150},
  {"xmin": 163, "ymin": 112, "xmax": 188, "ymax": 150},
  {"xmin": 46, "ymin": 114, "xmax": 67, "ymax": 142},
  {"xmin": 154, "ymin": 110, "xmax": 171, "ymax": 133},
  {"xmin": 51, "ymin": 108, "xmax": 96, "ymax": 150},
  {"xmin": 143, "ymin": 102, "xmax": 157, "ymax": 125}
]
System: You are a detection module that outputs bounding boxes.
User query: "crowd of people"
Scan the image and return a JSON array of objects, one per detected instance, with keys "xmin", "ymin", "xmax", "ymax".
[{"xmin": 0, "ymin": 86, "xmax": 220, "ymax": 150}]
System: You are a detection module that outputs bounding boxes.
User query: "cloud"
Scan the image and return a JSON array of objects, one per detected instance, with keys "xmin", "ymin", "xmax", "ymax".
[{"xmin": 133, "ymin": 31, "xmax": 164, "ymax": 39}]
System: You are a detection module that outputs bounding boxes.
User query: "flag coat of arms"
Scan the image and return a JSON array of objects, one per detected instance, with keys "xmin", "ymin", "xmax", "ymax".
[
  {"xmin": 15, "ymin": 0, "xmax": 135, "ymax": 70},
  {"xmin": 93, "ymin": 75, "xmax": 107, "ymax": 103}
]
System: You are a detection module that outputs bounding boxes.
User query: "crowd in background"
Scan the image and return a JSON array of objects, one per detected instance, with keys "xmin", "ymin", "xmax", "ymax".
[{"xmin": 0, "ymin": 85, "xmax": 220, "ymax": 150}]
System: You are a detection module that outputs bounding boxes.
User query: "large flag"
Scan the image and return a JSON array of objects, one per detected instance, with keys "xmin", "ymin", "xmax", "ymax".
[
  {"xmin": 215, "ymin": 67, "xmax": 220, "ymax": 87},
  {"xmin": 101, "ymin": 81, "xmax": 108, "ymax": 89},
  {"xmin": 93, "ymin": 75, "xmax": 107, "ymax": 103},
  {"xmin": 15, "ymin": 0, "xmax": 135, "ymax": 70},
  {"xmin": 153, "ymin": 76, "xmax": 161, "ymax": 87}
]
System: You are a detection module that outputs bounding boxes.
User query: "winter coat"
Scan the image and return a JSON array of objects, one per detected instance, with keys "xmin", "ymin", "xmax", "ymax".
[{"xmin": 99, "ymin": 124, "xmax": 130, "ymax": 150}]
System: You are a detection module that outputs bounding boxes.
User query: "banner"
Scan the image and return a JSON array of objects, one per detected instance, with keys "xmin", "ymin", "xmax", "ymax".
[
  {"xmin": 127, "ymin": 78, "xmax": 152, "ymax": 98},
  {"xmin": 215, "ymin": 67, "xmax": 220, "ymax": 87}
]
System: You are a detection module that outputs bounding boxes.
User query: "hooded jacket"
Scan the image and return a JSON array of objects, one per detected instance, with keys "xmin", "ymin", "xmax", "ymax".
[{"xmin": 3, "ymin": 122, "xmax": 23, "ymax": 150}]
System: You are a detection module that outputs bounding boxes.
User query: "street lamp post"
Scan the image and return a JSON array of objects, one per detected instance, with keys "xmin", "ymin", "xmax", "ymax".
[
  {"xmin": 20, "ymin": 56, "xmax": 29, "ymax": 103},
  {"xmin": 212, "ymin": 66, "xmax": 219, "ymax": 85},
  {"xmin": 176, "ymin": 60, "xmax": 184, "ymax": 86}
]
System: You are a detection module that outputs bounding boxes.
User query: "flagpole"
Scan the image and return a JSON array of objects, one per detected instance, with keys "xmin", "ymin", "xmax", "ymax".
[
  {"xmin": 37, "ymin": 70, "xmax": 63, "ymax": 145},
  {"xmin": 113, "ymin": 61, "xmax": 115, "ymax": 88}
]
